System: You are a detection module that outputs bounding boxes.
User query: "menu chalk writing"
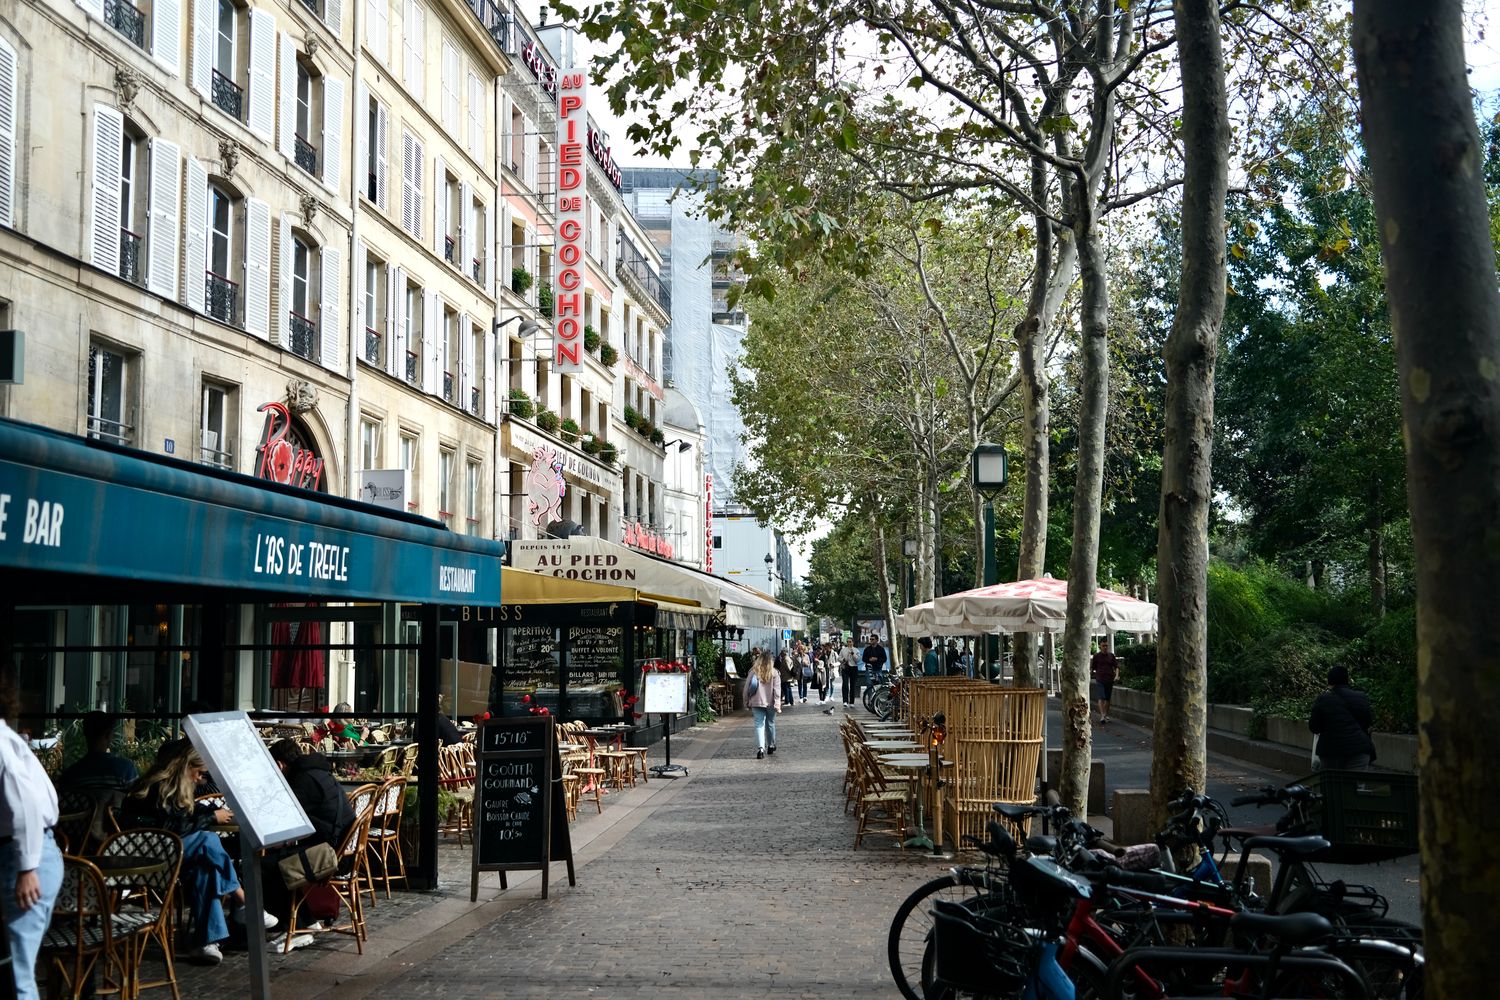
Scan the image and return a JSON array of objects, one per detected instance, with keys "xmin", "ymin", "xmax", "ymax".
[
  {"xmin": 566, "ymin": 626, "xmax": 623, "ymax": 687},
  {"xmin": 471, "ymin": 716, "xmax": 576, "ymax": 901}
]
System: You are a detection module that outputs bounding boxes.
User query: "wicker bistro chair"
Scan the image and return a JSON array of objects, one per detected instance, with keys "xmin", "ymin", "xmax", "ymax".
[
  {"xmin": 284, "ymin": 784, "xmax": 378, "ymax": 953},
  {"xmin": 437, "ymin": 745, "xmax": 476, "ymax": 845},
  {"xmin": 852, "ymin": 745, "xmax": 911, "ymax": 850},
  {"xmin": 369, "ymin": 746, "xmax": 400, "ymax": 777},
  {"xmin": 399, "ymin": 743, "xmax": 419, "ymax": 776},
  {"xmin": 94, "ymin": 829, "xmax": 184, "ymax": 1000},
  {"xmin": 43, "ymin": 855, "xmax": 140, "ymax": 1000},
  {"xmin": 364, "ymin": 776, "xmax": 408, "ymax": 900}
]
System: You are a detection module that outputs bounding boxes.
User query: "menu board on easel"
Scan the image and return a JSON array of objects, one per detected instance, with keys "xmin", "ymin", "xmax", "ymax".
[{"xmin": 470, "ymin": 715, "xmax": 576, "ymax": 901}]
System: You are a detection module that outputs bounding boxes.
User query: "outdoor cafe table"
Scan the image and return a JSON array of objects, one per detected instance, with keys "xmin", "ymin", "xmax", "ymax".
[
  {"xmin": 879, "ymin": 752, "xmax": 953, "ymax": 853},
  {"xmin": 864, "ymin": 739, "xmax": 922, "ymax": 751},
  {"xmin": 91, "ymin": 855, "xmax": 168, "ymax": 880}
]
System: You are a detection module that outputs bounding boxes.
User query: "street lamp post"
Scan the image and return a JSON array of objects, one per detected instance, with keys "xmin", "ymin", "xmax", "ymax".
[
  {"xmin": 971, "ymin": 444, "xmax": 1009, "ymax": 681},
  {"xmin": 902, "ymin": 536, "xmax": 918, "ymax": 671},
  {"xmin": 764, "ymin": 552, "xmax": 774, "ymax": 589}
]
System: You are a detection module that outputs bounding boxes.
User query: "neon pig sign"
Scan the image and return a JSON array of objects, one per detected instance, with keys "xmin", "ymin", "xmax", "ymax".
[{"xmin": 554, "ymin": 69, "xmax": 587, "ymax": 372}]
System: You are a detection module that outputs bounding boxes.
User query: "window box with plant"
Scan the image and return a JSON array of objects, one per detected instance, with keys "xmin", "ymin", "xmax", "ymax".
[
  {"xmin": 507, "ymin": 389, "xmax": 533, "ymax": 419},
  {"xmin": 581, "ymin": 435, "xmax": 603, "ymax": 456},
  {"xmin": 649, "ymin": 426, "xmax": 666, "ymax": 447},
  {"xmin": 536, "ymin": 408, "xmax": 560, "ymax": 432},
  {"xmin": 559, "ymin": 417, "xmax": 580, "ymax": 445},
  {"xmin": 600, "ymin": 343, "xmax": 618, "ymax": 366},
  {"xmin": 623, "ymin": 404, "xmax": 641, "ymax": 429},
  {"xmin": 537, "ymin": 286, "xmax": 554, "ymax": 319},
  {"xmin": 511, "ymin": 266, "xmax": 533, "ymax": 296},
  {"xmin": 583, "ymin": 326, "xmax": 600, "ymax": 352},
  {"xmin": 600, "ymin": 443, "xmax": 618, "ymax": 465}
]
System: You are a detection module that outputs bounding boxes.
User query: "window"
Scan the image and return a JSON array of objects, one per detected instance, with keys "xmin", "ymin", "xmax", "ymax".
[
  {"xmin": 465, "ymin": 460, "xmax": 481, "ymax": 535},
  {"xmin": 288, "ymin": 235, "xmax": 315, "ymax": 360},
  {"xmin": 360, "ymin": 417, "xmax": 382, "ymax": 471},
  {"xmin": 402, "ymin": 0, "xmax": 425, "ymax": 101},
  {"xmin": 466, "ymin": 72, "xmax": 484, "ymax": 158},
  {"xmin": 206, "ymin": 183, "xmax": 240, "ymax": 326},
  {"xmin": 87, "ymin": 341, "xmax": 134, "ymax": 446},
  {"xmin": 442, "ymin": 307, "xmax": 459, "ymax": 403},
  {"xmin": 401, "ymin": 130, "xmax": 423, "ymax": 239},
  {"xmin": 117, "ymin": 125, "xmax": 148, "ymax": 286},
  {"xmin": 212, "ymin": 0, "xmax": 244, "ymax": 119},
  {"xmin": 365, "ymin": 94, "xmax": 388, "ymax": 208},
  {"xmin": 440, "ymin": 39, "xmax": 459, "ymax": 133},
  {"xmin": 441, "ymin": 173, "xmax": 458, "ymax": 265},
  {"xmin": 293, "ymin": 62, "xmax": 317, "ymax": 176},
  {"xmin": 363, "ymin": 253, "xmax": 385, "ymax": 366},
  {"xmin": 469, "ymin": 322, "xmax": 483, "ymax": 415},
  {"xmin": 399, "ymin": 431, "xmax": 419, "ymax": 511},
  {"xmin": 365, "ymin": 0, "xmax": 388, "ymax": 64},
  {"xmin": 438, "ymin": 446, "xmax": 455, "ymax": 528},
  {"xmin": 200, "ymin": 382, "xmax": 236, "ymax": 470},
  {"xmin": 469, "ymin": 196, "xmax": 486, "ymax": 285},
  {"xmin": 713, "ymin": 535, "xmax": 722, "ymax": 549},
  {"xmin": 404, "ymin": 281, "xmax": 422, "ymax": 385},
  {"xmin": 103, "ymin": 0, "xmax": 150, "ymax": 51}
]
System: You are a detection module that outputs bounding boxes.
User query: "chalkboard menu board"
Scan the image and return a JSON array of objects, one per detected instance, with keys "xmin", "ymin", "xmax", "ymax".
[
  {"xmin": 566, "ymin": 626, "xmax": 623, "ymax": 686},
  {"xmin": 470, "ymin": 715, "xmax": 575, "ymax": 901}
]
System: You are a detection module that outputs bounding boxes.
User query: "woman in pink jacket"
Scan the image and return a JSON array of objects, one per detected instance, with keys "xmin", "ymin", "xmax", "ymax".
[{"xmin": 744, "ymin": 650, "xmax": 781, "ymax": 759}]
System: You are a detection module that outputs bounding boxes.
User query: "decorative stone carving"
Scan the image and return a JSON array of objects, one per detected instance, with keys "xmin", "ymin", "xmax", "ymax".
[
  {"xmin": 114, "ymin": 67, "xmax": 141, "ymax": 111},
  {"xmin": 304, "ymin": 35, "xmax": 319, "ymax": 60},
  {"xmin": 300, "ymin": 194, "xmax": 319, "ymax": 226},
  {"xmin": 219, "ymin": 138, "xmax": 240, "ymax": 176},
  {"xmin": 286, "ymin": 380, "xmax": 319, "ymax": 414}
]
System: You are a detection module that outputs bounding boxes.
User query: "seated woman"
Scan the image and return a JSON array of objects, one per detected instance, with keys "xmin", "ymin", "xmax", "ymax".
[
  {"xmin": 261, "ymin": 739, "xmax": 356, "ymax": 946},
  {"xmin": 120, "ymin": 741, "xmax": 277, "ymax": 964},
  {"xmin": 323, "ymin": 702, "xmax": 368, "ymax": 746}
]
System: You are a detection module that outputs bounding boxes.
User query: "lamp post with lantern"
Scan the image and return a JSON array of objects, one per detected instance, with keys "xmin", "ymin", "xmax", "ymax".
[{"xmin": 971, "ymin": 444, "xmax": 1009, "ymax": 680}]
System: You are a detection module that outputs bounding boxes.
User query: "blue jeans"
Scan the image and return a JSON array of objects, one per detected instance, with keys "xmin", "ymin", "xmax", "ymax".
[
  {"xmin": 2, "ymin": 835, "xmax": 63, "ymax": 1000},
  {"xmin": 180, "ymin": 830, "xmax": 241, "ymax": 946},
  {"xmin": 751, "ymin": 706, "xmax": 777, "ymax": 751}
]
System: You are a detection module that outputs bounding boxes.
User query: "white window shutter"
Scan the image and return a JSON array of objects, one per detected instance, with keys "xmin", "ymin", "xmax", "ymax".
[
  {"xmin": 247, "ymin": 10, "xmax": 276, "ymax": 140},
  {"xmin": 387, "ymin": 264, "xmax": 403, "ymax": 377},
  {"xmin": 367, "ymin": 0, "xmax": 386, "ymax": 64},
  {"xmin": 321, "ymin": 243, "xmax": 342, "ymax": 372},
  {"xmin": 460, "ymin": 183, "xmax": 474, "ymax": 279},
  {"xmin": 458, "ymin": 310, "xmax": 471, "ymax": 406},
  {"xmin": 325, "ymin": 0, "xmax": 342, "ymax": 37},
  {"xmin": 89, "ymin": 105, "xmax": 124, "ymax": 275},
  {"xmin": 483, "ymin": 322, "xmax": 496, "ymax": 423},
  {"xmin": 440, "ymin": 41, "xmax": 456, "ymax": 132},
  {"xmin": 499, "ymin": 204, "xmax": 512, "ymax": 281},
  {"xmin": 403, "ymin": 0, "xmax": 423, "ymax": 101},
  {"xmin": 244, "ymin": 198, "xmax": 272, "ymax": 338},
  {"xmin": 322, "ymin": 76, "xmax": 344, "ymax": 191},
  {"xmin": 433, "ymin": 156, "xmax": 445, "ymax": 256},
  {"xmin": 275, "ymin": 214, "xmax": 291, "ymax": 345},
  {"xmin": 525, "ymin": 124, "xmax": 538, "ymax": 189},
  {"xmin": 351, "ymin": 236, "xmax": 366, "ymax": 341},
  {"xmin": 0, "ymin": 39, "xmax": 17, "ymax": 228},
  {"xmin": 467, "ymin": 73, "xmax": 482, "ymax": 158},
  {"xmin": 423, "ymin": 290, "xmax": 440, "ymax": 395},
  {"xmin": 182, "ymin": 157, "xmax": 207, "ymax": 311},
  {"xmin": 375, "ymin": 102, "xmax": 388, "ymax": 210},
  {"xmin": 278, "ymin": 33, "xmax": 296, "ymax": 161},
  {"xmin": 355, "ymin": 81, "xmax": 368, "ymax": 199},
  {"xmin": 191, "ymin": 0, "xmax": 213, "ymax": 97},
  {"xmin": 478, "ymin": 203, "xmax": 490, "ymax": 290},
  {"xmin": 152, "ymin": 0, "xmax": 181, "ymax": 75},
  {"xmin": 400, "ymin": 132, "xmax": 413, "ymax": 234},
  {"xmin": 76, "ymin": 0, "xmax": 103, "ymax": 21},
  {"xmin": 146, "ymin": 138, "xmax": 181, "ymax": 299},
  {"xmin": 412, "ymin": 137, "xmax": 423, "ymax": 238}
]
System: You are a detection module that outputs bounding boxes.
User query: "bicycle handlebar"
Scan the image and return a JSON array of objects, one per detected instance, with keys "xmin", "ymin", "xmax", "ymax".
[{"xmin": 1231, "ymin": 784, "xmax": 1321, "ymax": 808}]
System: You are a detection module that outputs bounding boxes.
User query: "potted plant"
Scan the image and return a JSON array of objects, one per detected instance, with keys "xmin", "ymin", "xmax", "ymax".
[
  {"xmin": 583, "ymin": 326, "xmax": 600, "ymax": 352},
  {"xmin": 623, "ymin": 404, "xmax": 640, "ymax": 428},
  {"xmin": 538, "ymin": 286, "xmax": 555, "ymax": 318},
  {"xmin": 600, "ymin": 443, "xmax": 618, "ymax": 465},
  {"xmin": 581, "ymin": 435, "xmax": 603, "ymax": 456},
  {"xmin": 400, "ymin": 783, "xmax": 460, "ymax": 869},
  {"xmin": 649, "ymin": 426, "xmax": 666, "ymax": 446},
  {"xmin": 599, "ymin": 343, "xmax": 619, "ymax": 366},
  {"xmin": 511, "ymin": 266, "xmax": 533, "ymax": 296},
  {"xmin": 507, "ymin": 388, "xmax": 533, "ymax": 419},
  {"xmin": 536, "ymin": 408, "xmax": 560, "ymax": 432},
  {"xmin": 560, "ymin": 417, "xmax": 580, "ymax": 444}
]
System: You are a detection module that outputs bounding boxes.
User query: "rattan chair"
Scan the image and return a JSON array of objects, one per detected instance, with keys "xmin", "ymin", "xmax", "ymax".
[
  {"xmin": 284, "ymin": 786, "xmax": 377, "ymax": 954},
  {"xmin": 364, "ymin": 776, "xmax": 408, "ymax": 899},
  {"xmin": 95, "ymin": 829, "xmax": 183, "ymax": 1000},
  {"xmin": 42, "ymin": 855, "xmax": 137, "ymax": 1000},
  {"xmin": 853, "ymin": 746, "xmax": 910, "ymax": 850}
]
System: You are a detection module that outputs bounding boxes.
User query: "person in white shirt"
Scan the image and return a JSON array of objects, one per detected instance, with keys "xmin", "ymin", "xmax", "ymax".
[{"xmin": 0, "ymin": 673, "xmax": 63, "ymax": 1000}]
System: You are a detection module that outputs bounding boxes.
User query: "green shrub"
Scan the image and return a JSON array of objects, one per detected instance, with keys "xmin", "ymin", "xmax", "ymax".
[
  {"xmin": 536, "ymin": 409, "xmax": 559, "ymax": 432},
  {"xmin": 507, "ymin": 389, "xmax": 533, "ymax": 419},
  {"xmin": 1333, "ymin": 606, "xmax": 1417, "ymax": 733},
  {"xmin": 1236, "ymin": 625, "xmax": 1345, "ymax": 726},
  {"xmin": 538, "ymin": 286, "xmax": 555, "ymax": 318},
  {"xmin": 511, "ymin": 267, "xmax": 534, "ymax": 295},
  {"xmin": 600, "ymin": 443, "xmax": 618, "ymax": 465},
  {"xmin": 600, "ymin": 343, "xmax": 619, "ymax": 366},
  {"xmin": 1117, "ymin": 641, "xmax": 1157, "ymax": 691},
  {"xmin": 649, "ymin": 426, "xmax": 665, "ymax": 446},
  {"xmin": 623, "ymin": 404, "xmax": 641, "ymax": 429},
  {"xmin": 581, "ymin": 435, "xmax": 603, "ymax": 456},
  {"xmin": 584, "ymin": 326, "xmax": 600, "ymax": 352},
  {"xmin": 559, "ymin": 417, "xmax": 580, "ymax": 444}
]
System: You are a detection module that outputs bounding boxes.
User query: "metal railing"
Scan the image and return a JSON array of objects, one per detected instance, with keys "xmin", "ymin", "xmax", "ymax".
[
  {"xmin": 367, "ymin": 171, "xmax": 380, "ymax": 203},
  {"xmin": 444, "ymin": 235, "xmax": 457, "ymax": 265},
  {"xmin": 471, "ymin": 258, "xmax": 482, "ymax": 283},
  {"xmin": 211, "ymin": 69, "xmax": 243, "ymax": 120},
  {"xmin": 364, "ymin": 327, "xmax": 382, "ymax": 365},
  {"xmin": 406, "ymin": 350, "xmax": 419, "ymax": 384},
  {"xmin": 443, "ymin": 371, "xmax": 455, "ymax": 402},
  {"xmin": 294, "ymin": 134, "xmax": 318, "ymax": 176},
  {"xmin": 617, "ymin": 232, "xmax": 672, "ymax": 315},
  {"xmin": 206, "ymin": 271, "xmax": 239, "ymax": 326},
  {"xmin": 438, "ymin": 509, "xmax": 455, "ymax": 529},
  {"xmin": 297, "ymin": 0, "xmax": 321, "ymax": 14},
  {"xmin": 105, "ymin": 0, "xmax": 147, "ymax": 49},
  {"xmin": 288, "ymin": 311, "xmax": 317, "ymax": 361},
  {"xmin": 199, "ymin": 445, "xmax": 234, "ymax": 471},
  {"xmin": 87, "ymin": 414, "xmax": 134, "ymax": 446},
  {"xmin": 119, "ymin": 228, "xmax": 144, "ymax": 286},
  {"xmin": 471, "ymin": 386, "xmax": 481, "ymax": 414}
]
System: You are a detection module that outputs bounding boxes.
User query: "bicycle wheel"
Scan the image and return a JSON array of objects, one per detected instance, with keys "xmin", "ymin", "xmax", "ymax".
[
  {"xmin": 873, "ymin": 685, "xmax": 895, "ymax": 721},
  {"xmin": 864, "ymin": 681, "xmax": 878, "ymax": 713},
  {"xmin": 889, "ymin": 873, "xmax": 1001, "ymax": 1000}
]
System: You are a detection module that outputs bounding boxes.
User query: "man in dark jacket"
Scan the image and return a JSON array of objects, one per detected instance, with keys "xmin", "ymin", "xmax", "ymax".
[
  {"xmin": 264, "ymin": 740, "xmax": 358, "ymax": 943},
  {"xmin": 1308, "ymin": 666, "xmax": 1377, "ymax": 770}
]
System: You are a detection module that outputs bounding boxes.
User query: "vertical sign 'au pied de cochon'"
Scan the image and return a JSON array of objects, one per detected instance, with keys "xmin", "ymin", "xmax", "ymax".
[{"xmin": 554, "ymin": 69, "xmax": 587, "ymax": 372}]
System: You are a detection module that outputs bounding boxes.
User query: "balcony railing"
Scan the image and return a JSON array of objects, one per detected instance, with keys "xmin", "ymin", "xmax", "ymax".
[
  {"xmin": 617, "ymin": 232, "xmax": 672, "ymax": 315},
  {"xmin": 294, "ymin": 134, "xmax": 318, "ymax": 176},
  {"xmin": 297, "ymin": 0, "xmax": 321, "ymax": 15},
  {"xmin": 471, "ymin": 258, "xmax": 482, "ymax": 284},
  {"xmin": 364, "ymin": 327, "xmax": 382, "ymax": 365},
  {"xmin": 211, "ymin": 70, "xmax": 244, "ymax": 120},
  {"xmin": 199, "ymin": 446, "xmax": 234, "ymax": 471},
  {"xmin": 288, "ymin": 311, "xmax": 317, "ymax": 361},
  {"xmin": 119, "ymin": 228, "xmax": 144, "ymax": 286},
  {"xmin": 471, "ymin": 386, "xmax": 481, "ymax": 414},
  {"xmin": 443, "ymin": 371, "xmax": 455, "ymax": 403},
  {"xmin": 406, "ymin": 350, "xmax": 419, "ymax": 384},
  {"xmin": 105, "ymin": 0, "xmax": 147, "ymax": 50},
  {"xmin": 367, "ymin": 171, "xmax": 379, "ymax": 203},
  {"xmin": 87, "ymin": 414, "xmax": 135, "ymax": 447},
  {"xmin": 444, "ymin": 235, "xmax": 457, "ymax": 265},
  {"xmin": 438, "ymin": 509, "xmax": 454, "ymax": 529},
  {"xmin": 205, "ymin": 271, "xmax": 239, "ymax": 326}
]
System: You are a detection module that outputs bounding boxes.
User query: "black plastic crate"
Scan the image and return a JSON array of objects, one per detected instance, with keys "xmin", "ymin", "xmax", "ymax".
[{"xmin": 1299, "ymin": 769, "xmax": 1419, "ymax": 863}]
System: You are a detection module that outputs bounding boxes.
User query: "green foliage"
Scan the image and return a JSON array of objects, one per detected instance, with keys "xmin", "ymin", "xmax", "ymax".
[
  {"xmin": 600, "ymin": 343, "xmax": 619, "ymax": 366},
  {"xmin": 695, "ymin": 636, "xmax": 721, "ymax": 723},
  {"xmin": 600, "ymin": 443, "xmax": 618, "ymax": 465},
  {"xmin": 804, "ymin": 515, "xmax": 882, "ymax": 624},
  {"xmin": 560, "ymin": 417, "xmax": 580, "ymax": 444},
  {"xmin": 507, "ymin": 388, "xmax": 533, "ymax": 419},
  {"xmin": 581, "ymin": 435, "xmax": 603, "ymax": 456},
  {"xmin": 623, "ymin": 404, "xmax": 641, "ymax": 429},
  {"xmin": 511, "ymin": 267, "xmax": 533, "ymax": 295},
  {"xmin": 535, "ymin": 409, "xmax": 559, "ymax": 432},
  {"xmin": 1117, "ymin": 641, "xmax": 1157, "ymax": 691},
  {"xmin": 648, "ymin": 426, "xmax": 665, "ymax": 446},
  {"xmin": 538, "ymin": 286, "xmax": 555, "ymax": 318},
  {"xmin": 584, "ymin": 326, "xmax": 600, "ymax": 352}
]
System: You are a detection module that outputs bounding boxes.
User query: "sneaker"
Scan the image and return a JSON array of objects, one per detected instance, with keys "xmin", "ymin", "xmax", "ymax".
[
  {"xmin": 767, "ymin": 745, "xmax": 776, "ymax": 756},
  {"xmin": 756, "ymin": 749, "xmax": 764, "ymax": 759},
  {"xmin": 234, "ymin": 906, "xmax": 279, "ymax": 930},
  {"xmin": 271, "ymin": 932, "xmax": 316, "ymax": 952},
  {"xmin": 801, "ymin": 698, "xmax": 807, "ymax": 704},
  {"xmin": 185, "ymin": 943, "xmax": 223, "ymax": 966}
]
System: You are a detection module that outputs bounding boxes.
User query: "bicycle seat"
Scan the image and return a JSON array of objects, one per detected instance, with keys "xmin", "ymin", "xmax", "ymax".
[
  {"xmin": 1241, "ymin": 834, "xmax": 1330, "ymax": 857},
  {"xmin": 1231, "ymin": 910, "xmax": 1333, "ymax": 945},
  {"xmin": 1025, "ymin": 835, "xmax": 1057, "ymax": 855},
  {"xmin": 993, "ymin": 802, "xmax": 1039, "ymax": 822}
]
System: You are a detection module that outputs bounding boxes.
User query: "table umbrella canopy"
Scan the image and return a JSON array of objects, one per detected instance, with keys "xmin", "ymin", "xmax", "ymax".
[
  {"xmin": 894, "ymin": 600, "xmax": 988, "ymax": 636},
  {"xmin": 917, "ymin": 577, "xmax": 1157, "ymax": 635}
]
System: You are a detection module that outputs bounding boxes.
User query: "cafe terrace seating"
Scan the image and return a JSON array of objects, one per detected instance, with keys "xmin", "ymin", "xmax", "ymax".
[
  {"xmin": 286, "ymin": 783, "xmax": 378, "ymax": 953},
  {"xmin": 43, "ymin": 856, "xmax": 139, "ymax": 1000},
  {"xmin": 365, "ymin": 776, "xmax": 408, "ymax": 899},
  {"xmin": 95, "ymin": 828, "xmax": 183, "ymax": 1000}
]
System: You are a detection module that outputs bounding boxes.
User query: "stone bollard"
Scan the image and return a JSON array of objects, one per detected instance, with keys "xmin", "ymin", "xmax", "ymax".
[
  {"xmin": 1042, "ymin": 750, "xmax": 1107, "ymax": 816},
  {"xmin": 1111, "ymin": 788, "xmax": 1154, "ymax": 846},
  {"xmin": 1221, "ymin": 853, "xmax": 1275, "ymax": 898}
]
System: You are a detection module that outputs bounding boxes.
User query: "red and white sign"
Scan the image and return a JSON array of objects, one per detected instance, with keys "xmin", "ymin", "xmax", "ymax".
[
  {"xmin": 623, "ymin": 520, "xmax": 674, "ymax": 561},
  {"xmin": 254, "ymin": 401, "xmax": 323, "ymax": 491},
  {"xmin": 704, "ymin": 474, "xmax": 714, "ymax": 573},
  {"xmin": 554, "ymin": 69, "xmax": 587, "ymax": 372}
]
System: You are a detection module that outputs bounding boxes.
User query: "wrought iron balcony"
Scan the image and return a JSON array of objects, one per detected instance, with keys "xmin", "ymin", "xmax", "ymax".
[
  {"xmin": 406, "ymin": 350, "xmax": 419, "ymax": 384},
  {"xmin": 105, "ymin": 0, "xmax": 147, "ymax": 50},
  {"xmin": 297, "ymin": 0, "xmax": 321, "ymax": 15},
  {"xmin": 443, "ymin": 371, "xmax": 455, "ymax": 403},
  {"xmin": 288, "ymin": 311, "xmax": 317, "ymax": 361},
  {"xmin": 471, "ymin": 386, "xmax": 481, "ymax": 414},
  {"xmin": 119, "ymin": 228, "xmax": 144, "ymax": 286},
  {"xmin": 212, "ymin": 70, "xmax": 243, "ymax": 120},
  {"xmin": 205, "ymin": 271, "xmax": 239, "ymax": 326},
  {"xmin": 367, "ymin": 171, "xmax": 379, "ymax": 203},
  {"xmin": 364, "ymin": 327, "xmax": 382, "ymax": 365},
  {"xmin": 471, "ymin": 258, "xmax": 482, "ymax": 284},
  {"xmin": 444, "ymin": 235, "xmax": 457, "ymax": 265},
  {"xmin": 294, "ymin": 134, "xmax": 318, "ymax": 176}
]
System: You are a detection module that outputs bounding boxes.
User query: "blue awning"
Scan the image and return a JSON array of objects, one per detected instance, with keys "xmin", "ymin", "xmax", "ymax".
[{"xmin": 0, "ymin": 418, "xmax": 503, "ymax": 606}]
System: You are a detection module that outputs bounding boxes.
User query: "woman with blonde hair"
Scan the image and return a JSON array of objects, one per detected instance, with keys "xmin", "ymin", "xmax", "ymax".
[
  {"xmin": 123, "ymin": 741, "xmax": 276, "ymax": 964},
  {"xmin": 744, "ymin": 650, "xmax": 781, "ymax": 759}
]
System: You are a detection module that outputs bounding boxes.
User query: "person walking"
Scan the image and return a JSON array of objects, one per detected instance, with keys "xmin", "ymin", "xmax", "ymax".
[
  {"xmin": 744, "ymin": 651, "xmax": 780, "ymax": 759},
  {"xmin": 862, "ymin": 635, "xmax": 888, "ymax": 685},
  {"xmin": 775, "ymin": 648, "xmax": 796, "ymax": 708},
  {"xmin": 838, "ymin": 637, "xmax": 861, "ymax": 708},
  {"xmin": 919, "ymin": 637, "xmax": 942, "ymax": 677},
  {"xmin": 793, "ymin": 641, "xmax": 811, "ymax": 703},
  {"xmin": 1090, "ymin": 640, "xmax": 1120, "ymax": 724},
  {"xmin": 1309, "ymin": 666, "xmax": 1377, "ymax": 770},
  {"xmin": 0, "ymin": 672, "xmax": 63, "ymax": 1000}
]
